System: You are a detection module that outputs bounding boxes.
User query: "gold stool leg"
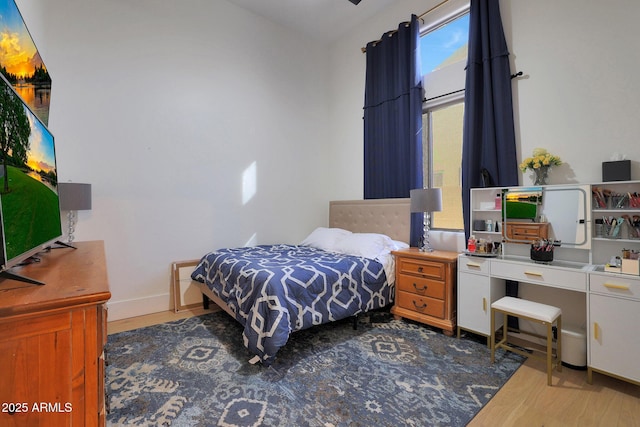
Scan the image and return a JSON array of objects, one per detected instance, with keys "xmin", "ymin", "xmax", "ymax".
[
  {"xmin": 556, "ymin": 315, "xmax": 562, "ymax": 373},
  {"xmin": 547, "ymin": 321, "xmax": 553, "ymax": 386},
  {"xmin": 490, "ymin": 308, "xmax": 496, "ymax": 363}
]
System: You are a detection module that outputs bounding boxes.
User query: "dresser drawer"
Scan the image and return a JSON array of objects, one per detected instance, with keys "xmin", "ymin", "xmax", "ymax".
[
  {"xmin": 396, "ymin": 274, "xmax": 445, "ymax": 299},
  {"xmin": 458, "ymin": 255, "xmax": 490, "ymax": 275},
  {"xmin": 397, "ymin": 258, "xmax": 446, "ymax": 280},
  {"xmin": 490, "ymin": 260, "xmax": 587, "ymax": 292},
  {"xmin": 589, "ymin": 273, "xmax": 640, "ymax": 301},
  {"xmin": 396, "ymin": 291, "xmax": 445, "ymax": 318}
]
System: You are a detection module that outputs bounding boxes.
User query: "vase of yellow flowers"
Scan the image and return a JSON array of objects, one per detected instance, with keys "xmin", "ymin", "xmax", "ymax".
[{"xmin": 519, "ymin": 148, "xmax": 562, "ymax": 185}]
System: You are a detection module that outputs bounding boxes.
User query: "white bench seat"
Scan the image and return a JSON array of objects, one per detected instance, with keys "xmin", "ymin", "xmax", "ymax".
[
  {"xmin": 491, "ymin": 297, "xmax": 561, "ymax": 323},
  {"xmin": 490, "ymin": 296, "xmax": 562, "ymax": 386}
]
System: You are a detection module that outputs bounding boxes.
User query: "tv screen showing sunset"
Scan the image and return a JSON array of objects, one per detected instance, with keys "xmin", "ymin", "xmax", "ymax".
[
  {"xmin": 0, "ymin": 0, "xmax": 51, "ymax": 126},
  {"xmin": 0, "ymin": 75, "xmax": 61, "ymax": 265}
]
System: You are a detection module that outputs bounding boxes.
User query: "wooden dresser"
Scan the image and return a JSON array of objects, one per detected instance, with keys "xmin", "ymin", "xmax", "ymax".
[
  {"xmin": 0, "ymin": 241, "xmax": 111, "ymax": 427},
  {"xmin": 391, "ymin": 248, "xmax": 458, "ymax": 336}
]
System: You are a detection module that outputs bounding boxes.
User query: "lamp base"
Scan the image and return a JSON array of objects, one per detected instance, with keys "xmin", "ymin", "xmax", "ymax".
[
  {"xmin": 67, "ymin": 210, "xmax": 77, "ymax": 243},
  {"xmin": 420, "ymin": 212, "xmax": 434, "ymax": 252}
]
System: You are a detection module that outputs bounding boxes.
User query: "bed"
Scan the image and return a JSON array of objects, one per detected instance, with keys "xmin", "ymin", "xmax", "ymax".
[{"xmin": 190, "ymin": 198, "xmax": 410, "ymax": 365}]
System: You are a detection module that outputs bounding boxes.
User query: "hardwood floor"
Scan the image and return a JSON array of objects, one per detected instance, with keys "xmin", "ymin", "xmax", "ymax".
[
  {"xmin": 107, "ymin": 306, "xmax": 217, "ymax": 335},
  {"xmin": 108, "ymin": 311, "xmax": 640, "ymax": 426},
  {"xmin": 468, "ymin": 355, "xmax": 640, "ymax": 426}
]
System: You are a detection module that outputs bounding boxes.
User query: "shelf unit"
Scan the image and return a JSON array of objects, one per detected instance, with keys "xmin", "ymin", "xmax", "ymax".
[
  {"xmin": 470, "ymin": 184, "xmax": 594, "ymax": 260},
  {"xmin": 590, "ymin": 180, "xmax": 640, "ymax": 265},
  {"xmin": 469, "ymin": 188, "xmax": 503, "ymax": 242}
]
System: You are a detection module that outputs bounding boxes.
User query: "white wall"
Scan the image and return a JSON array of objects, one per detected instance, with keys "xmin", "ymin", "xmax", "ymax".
[
  {"xmin": 15, "ymin": 0, "xmax": 640, "ymax": 320},
  {"xmin": 327, "ymin": 0, "xmax": 640, "ymax": 190},
  {"xmin": 17, "ymin": 0, "xmax": 333, "ymax": 320}
]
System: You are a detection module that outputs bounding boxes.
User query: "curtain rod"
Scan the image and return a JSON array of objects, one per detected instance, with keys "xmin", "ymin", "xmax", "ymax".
[{"xmin": 361, "ymin": 0, "xmax": 450, "ymax": 53}]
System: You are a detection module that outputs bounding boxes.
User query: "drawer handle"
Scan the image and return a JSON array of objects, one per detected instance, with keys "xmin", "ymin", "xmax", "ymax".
[
  {"xmin": 483, "ymin": 297, "xmax": 487, "ymax": 312},
  {"xmin": 418, "ymin": 266, "xmax": 424, "ymax": 273},
  {"xmin": 593, "ymin": 322, "xmax": 600, "ymax": 340},
  {"xmin": 603, "ymin": 283, "xmax": 630, "ymax": 291},
  {"xmin": 413, "ymin": 283, "xmax": 428, "ymax": 292},
  {"xmin": 467, "ymin": 262, "xmax": 481, "ymax": 268},
  {"xmin": 524, "ymin": 271, "xmax": 543, "ymax": 277},
  {"xmin": 413, "ymin": 301, "xmax": 427, "ymax": 310}
]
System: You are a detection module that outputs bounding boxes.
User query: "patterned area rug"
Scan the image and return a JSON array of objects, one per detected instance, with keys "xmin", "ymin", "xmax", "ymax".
[{"xmin": 106, "ymin": 312, "xmax": 523, "ymax": 426}]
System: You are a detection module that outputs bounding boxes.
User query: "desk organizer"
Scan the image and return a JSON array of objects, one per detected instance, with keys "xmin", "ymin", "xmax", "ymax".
[{"xmin": 530, "ymin": 246, "xmax": 554, "ymax": 263}]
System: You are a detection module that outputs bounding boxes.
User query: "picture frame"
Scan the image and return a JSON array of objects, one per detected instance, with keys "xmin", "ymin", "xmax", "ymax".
[{"xmin": 171, "ymin": 260, "xmax": 202, "ymax": 312}]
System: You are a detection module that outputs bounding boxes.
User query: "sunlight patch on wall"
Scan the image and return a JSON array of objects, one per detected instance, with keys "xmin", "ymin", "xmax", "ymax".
[
  {"xmin": 242, "ymin": 161, "xmax": 257, "ymax": 205},
  {"xmin": 244, "ymin": 232, "xmax": 257, "ymax": 247}
]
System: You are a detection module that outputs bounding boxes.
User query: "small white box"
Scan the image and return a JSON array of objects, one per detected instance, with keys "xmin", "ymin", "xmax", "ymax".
[
  {"xmin": 621, "ymin": 259, "xmax": 640, "ymax": 275},
  {"xmin": 480, "ymin": 202, "xmax": 495, "ymax": 210}
]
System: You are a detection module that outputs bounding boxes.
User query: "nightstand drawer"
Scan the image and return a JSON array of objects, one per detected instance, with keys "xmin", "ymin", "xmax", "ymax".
[
  {"xmin": 396, "ymin": 291, "xmax": 445, "ymax": 318},
  {"xmin": 397, "ymin": 258, "xmax": 446, "ymax": 280},
  {"xmin": 396, "ymin": 274, "xmax": 445, "ymax": 299}
]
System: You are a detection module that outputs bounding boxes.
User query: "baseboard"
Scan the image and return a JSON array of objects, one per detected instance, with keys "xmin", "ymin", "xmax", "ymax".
[{"xmin": 106, "ymin": 293, "xmax": 171, "ymax": 321}]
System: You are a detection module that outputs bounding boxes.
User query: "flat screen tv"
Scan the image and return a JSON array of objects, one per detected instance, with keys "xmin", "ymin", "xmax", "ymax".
[
  {"xmin": 0, "ymin": 0, "xmax": 52, "ymax": 126},
  {"xmin": 0, "ymin": 73, "xmax": 62, "ymax": 285}
]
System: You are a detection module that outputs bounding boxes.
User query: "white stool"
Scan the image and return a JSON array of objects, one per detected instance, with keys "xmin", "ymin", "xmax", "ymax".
[{"xmin": 490, "ymin": 296, "xmax": 562, "ymax": 386}]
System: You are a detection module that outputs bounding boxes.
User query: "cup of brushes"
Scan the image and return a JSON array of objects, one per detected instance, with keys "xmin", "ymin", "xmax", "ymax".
[{"xmin": 530, "ymin": 239, "xmax": 559, "ymax": 263}]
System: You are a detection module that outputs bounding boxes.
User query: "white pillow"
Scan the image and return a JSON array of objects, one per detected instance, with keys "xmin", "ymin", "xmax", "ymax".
[
  {"xmin": 300, "ymin": 227, "xmax": 352, "ymax": 251},
  {"xmin": 392, "ymin": 240, "xmax": 410, "ymax": 250},
  {"xmin": 332, "ymin": 233, "xmax": 396, "ymax": 260}
]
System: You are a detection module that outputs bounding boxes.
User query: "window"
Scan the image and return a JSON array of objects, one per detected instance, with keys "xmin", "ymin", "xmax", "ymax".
[
  {"xmin": 420, "ymin": 8, "xmax": 469, "ymax": 230},
  {"xmin": 423, "ymin": 102, "xmax": 464, "ymax": 230}
]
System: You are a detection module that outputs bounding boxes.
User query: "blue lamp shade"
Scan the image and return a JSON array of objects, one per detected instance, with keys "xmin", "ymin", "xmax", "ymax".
[{"xmin": 58, "ymin": 183, "xmax": 92, "ymax": 211}]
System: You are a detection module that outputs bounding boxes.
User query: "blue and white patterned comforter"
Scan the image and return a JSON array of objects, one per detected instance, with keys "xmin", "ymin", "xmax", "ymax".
[{"xmin": 191, "ymin": 244, "xmax": 393, "ymax": 364}]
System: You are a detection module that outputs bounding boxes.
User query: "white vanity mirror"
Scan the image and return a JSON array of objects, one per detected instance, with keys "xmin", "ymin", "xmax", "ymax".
[{"xmin": 502, "ymin": 185, "xmax": 591, "ymax": 248}]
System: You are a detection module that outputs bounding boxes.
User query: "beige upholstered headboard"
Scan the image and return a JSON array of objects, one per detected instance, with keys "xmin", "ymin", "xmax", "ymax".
[{"xmin": 329, "ymin": 198, "xmax": 411, "ymax": 244}]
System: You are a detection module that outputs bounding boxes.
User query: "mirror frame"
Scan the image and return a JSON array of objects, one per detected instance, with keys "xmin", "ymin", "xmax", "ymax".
[{"xmin": 502, "ymin": 186, "xmax": 589, "ymax": 246}]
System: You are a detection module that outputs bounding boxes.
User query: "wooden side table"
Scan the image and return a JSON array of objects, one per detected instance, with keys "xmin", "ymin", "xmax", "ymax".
[{"xmin": 391, "ymin": 248, "xmax": 458, "ymax": 336}]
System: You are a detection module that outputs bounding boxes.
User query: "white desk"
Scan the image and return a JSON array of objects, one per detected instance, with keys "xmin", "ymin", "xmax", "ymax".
[{"xmin": 457, "ymin": 254, "xmax": 640, "ymax": 386}]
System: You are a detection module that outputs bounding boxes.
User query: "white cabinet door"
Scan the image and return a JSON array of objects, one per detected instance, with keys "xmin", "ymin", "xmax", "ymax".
[
  {"xmin": 458, "ymin": 271, "xmax": 505, "ymax": 337},
  {"xmin": 589, "ymin": 294, "xmax": 640, "ymax": 383}
]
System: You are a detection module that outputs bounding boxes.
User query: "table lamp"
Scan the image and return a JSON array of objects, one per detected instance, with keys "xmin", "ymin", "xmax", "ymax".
[
  {"xmin": 410, "ymin": 188, "xmax": 442, "ymax": 252},
  {"xmin": 58, "ymin": 182, "xmax": 92, "ymax": 243}
]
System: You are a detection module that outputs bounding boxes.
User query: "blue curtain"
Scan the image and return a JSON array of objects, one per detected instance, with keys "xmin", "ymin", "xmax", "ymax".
[
  {"xmin": 462, "ymin": 0, "xmax": 518, "ymax": 239},
  {"xmin": 363, "ymin": 15, "xmax": 423, "ymax": 246}
]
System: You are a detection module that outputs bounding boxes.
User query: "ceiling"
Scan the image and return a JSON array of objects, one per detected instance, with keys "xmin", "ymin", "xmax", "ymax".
[{"xmin": 225, "ymin": 0, "xmax": 396, "ymax": 44}]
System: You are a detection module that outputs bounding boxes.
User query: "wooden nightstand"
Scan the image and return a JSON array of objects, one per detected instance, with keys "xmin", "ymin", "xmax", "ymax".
[{"xmin": 391, "ymin": 248, "xmax": 458, "ymax": 336}]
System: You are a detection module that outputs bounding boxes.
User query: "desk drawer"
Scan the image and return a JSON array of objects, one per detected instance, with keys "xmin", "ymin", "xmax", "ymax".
[
  {"xmin": 458, "ymin": 255, "xmax": 490, "ymax": 275},
  {"xmin": 396, "ymin": 291, "xmax": 445, "ymax": 318},
  {"xmin": 491, "ymin": 260, "xmax": 587, "ymax": 292},
  {"xmin": 396, "ymin": 274, "xmax": 445, "ymax": 299},
  {"xmin": 397, "ymin": 258, "xmax": 445, "ymax": 280},
  {"xmin": 589, "ymin": 273, "xmax": 640, "ymax": 301}
]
